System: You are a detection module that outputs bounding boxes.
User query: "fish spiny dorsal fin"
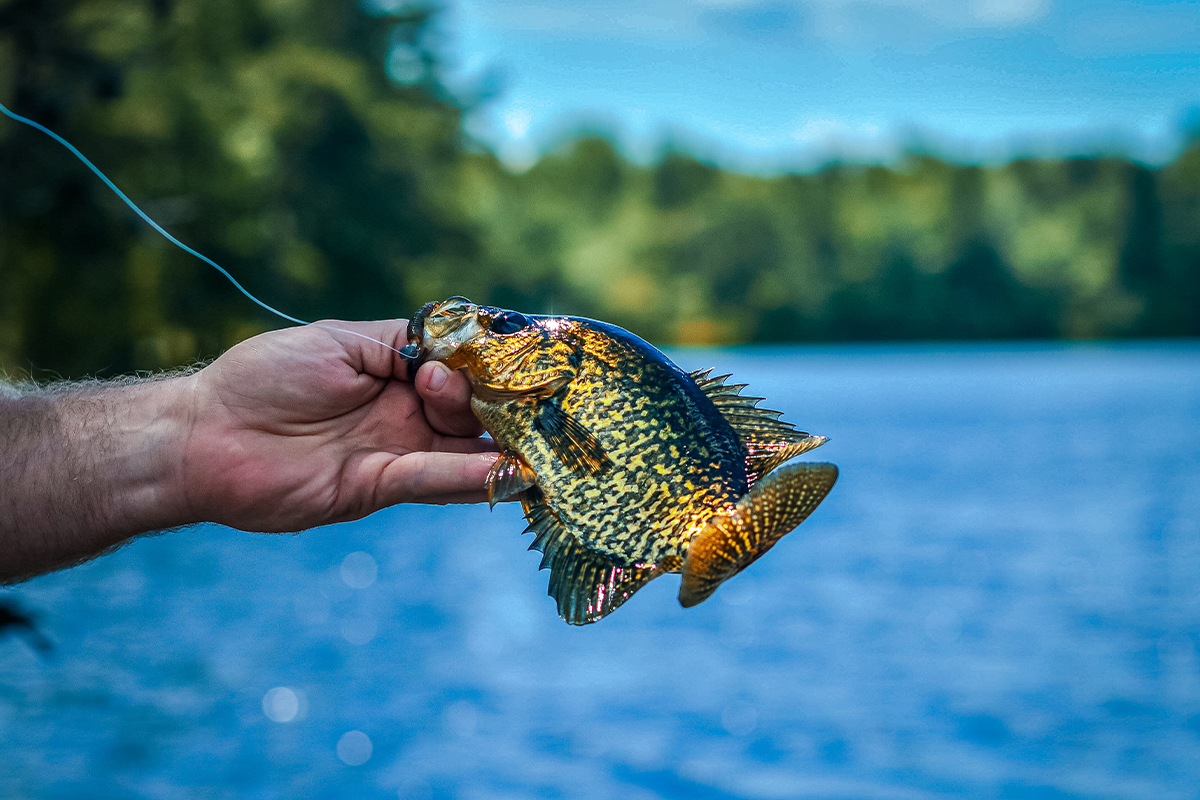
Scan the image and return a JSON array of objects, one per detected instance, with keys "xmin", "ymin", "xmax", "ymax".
[
  {"xmin": 678, "ymin": 461, "xmax": 838, "ymax": 608},
  {"xmin": 521, "ymin": 491, "xmax": 662, "ymax": 625},
  {"xmin": 688, "ymin": 370, "xmax": 744, "ymax": 399},
  {"xmin": 688, "ymin": 368, "xmax": 827, "ymax": 484}
]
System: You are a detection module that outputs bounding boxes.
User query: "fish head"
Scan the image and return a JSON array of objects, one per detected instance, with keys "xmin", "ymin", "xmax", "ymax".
[
  {"xmin": 400, "ymin": 296, "xmax": 489, "ymax": 365},
  {"xmin": 400, "ymin": 297, "xmax": 571, "ymax": 384}
]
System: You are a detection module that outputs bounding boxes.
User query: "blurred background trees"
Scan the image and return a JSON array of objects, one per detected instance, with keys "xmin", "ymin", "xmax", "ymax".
[
  {"xmin": 0, "ymin": 0, "xmax": 471, "ymax": 377},
  {"xmin": 1, "ymin": 0, "xmax": 1198, "ymax": 379}
]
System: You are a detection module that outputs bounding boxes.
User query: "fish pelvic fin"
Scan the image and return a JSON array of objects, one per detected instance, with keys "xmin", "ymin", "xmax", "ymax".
[
  {"xmin": 523, "ymin": 491, "xmax": 661, "ymax": 625},
  {"xmin": 487, "ymin": 450, "xmax": 537, "ymax": 508},
  {"xmin": 678, "ymin": 461, "xmax": 838, "ymax": 608},
  {"xmin": 548, "ymin": 540, "xmax": 664, "ymax": 625}
]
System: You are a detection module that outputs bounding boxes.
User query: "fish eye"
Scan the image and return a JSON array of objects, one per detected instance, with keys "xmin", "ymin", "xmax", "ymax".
[{"xmin": 490, "ymin": 311, "xmax": 530, "ymax": 335}]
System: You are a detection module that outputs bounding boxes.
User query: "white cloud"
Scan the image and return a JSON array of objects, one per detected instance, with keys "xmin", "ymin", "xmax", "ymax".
[
  {"xmin": 502, "ymin": 105, "xmax": 533, "ymax": 139},
  {"xmin": 971, "ymin": 0, "xmax": 1048, "ymax": 26},
  {"xmin": 461, "ymin": 0, "xmax": 1056, "ymax": 33},
  {"xmin": 787, "ymin": 117, "xmax": 899, "ymax": 163}
]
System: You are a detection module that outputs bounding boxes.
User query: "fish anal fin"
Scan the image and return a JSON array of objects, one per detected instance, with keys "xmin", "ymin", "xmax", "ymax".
[
  {"xmin": 533, "ymin": 402, "xmax": 612, "ymax": 475},
  {"xmin": 679, "ymin": 461, "xmax": 838, "ymax": 608},
  {"xmin": 487, "ymin": 450, "xmax": 537, "ymax": 508},
  {"xmin": 522, "ymin": 492, "xmax": 661, "ymax": 624},
  {"xmin": 657, "ymin": 555, "xmax": 683, "ymax": 573},
  {"xmin": 551, "ymin": 541, "xmax": 663, "ymax": 625}
]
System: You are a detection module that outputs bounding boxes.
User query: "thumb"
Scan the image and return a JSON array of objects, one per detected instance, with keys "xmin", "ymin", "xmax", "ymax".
[{"xmin": 416, "ymin": 362, "xmax": 485, "ymax": 438}]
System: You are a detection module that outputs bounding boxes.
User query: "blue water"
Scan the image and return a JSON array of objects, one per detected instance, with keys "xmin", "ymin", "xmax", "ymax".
[{"xmin": 4, "ymin": 343, "xmax": 1200, "ymax": 799}]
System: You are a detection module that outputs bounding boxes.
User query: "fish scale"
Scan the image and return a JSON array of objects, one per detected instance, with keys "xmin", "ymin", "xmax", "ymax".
[
  {"xmin": 408, "ymin": 298, "xmax": 838, "ymax": 624},
  {"xmin": 472, "ymin": 323, "xmax": 745, "ymax": 565}
]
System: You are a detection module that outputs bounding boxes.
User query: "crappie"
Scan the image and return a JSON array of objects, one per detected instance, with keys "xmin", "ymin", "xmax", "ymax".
[{"xmin": 400, "ymin": 297, "xmax": 838, "ymax": 624}]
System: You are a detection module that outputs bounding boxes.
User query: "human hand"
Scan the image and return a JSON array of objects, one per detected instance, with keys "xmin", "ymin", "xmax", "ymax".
[{"xmin": 180, "ymin": 319, "xmax": 498, "ymax": 532}]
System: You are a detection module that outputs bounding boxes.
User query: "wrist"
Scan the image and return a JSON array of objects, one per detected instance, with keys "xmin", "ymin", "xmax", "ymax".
[{"xmin": 105, "ymin": 374, "xmax": 202, "ymax": 533}]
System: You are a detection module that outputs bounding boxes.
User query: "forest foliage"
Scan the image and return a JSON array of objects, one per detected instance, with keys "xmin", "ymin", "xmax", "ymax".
[{"xmin": 1, "ymin": 0, "xmax": 1198, "ymax": 379}]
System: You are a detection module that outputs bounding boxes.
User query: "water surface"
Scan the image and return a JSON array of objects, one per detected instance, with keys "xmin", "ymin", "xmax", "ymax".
[{"xmin": 4, "ymin": 342, "xmax": 1199, "ymax": 799}]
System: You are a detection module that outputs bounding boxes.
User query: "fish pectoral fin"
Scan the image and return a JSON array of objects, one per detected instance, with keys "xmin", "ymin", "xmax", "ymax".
[
  {"xmin": 486, "ymin": 450, "xmax": 537, "ymax": 508},
  {"xmin": 533, "ymin": 402, "xmax": 612, "ymax": 475},
  {"xmin": 522, "ymin": 494, "xmax": 661, "ymax": 625},
  {"xmin": 679, "ymin": 461, "xmax": 838, "ymax": 608}
]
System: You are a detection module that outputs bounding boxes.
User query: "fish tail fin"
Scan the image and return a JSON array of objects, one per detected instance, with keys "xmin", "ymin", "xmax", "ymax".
[{"xmin": 678, "ymin": 461, "xmax": 838, "ymax": 608}]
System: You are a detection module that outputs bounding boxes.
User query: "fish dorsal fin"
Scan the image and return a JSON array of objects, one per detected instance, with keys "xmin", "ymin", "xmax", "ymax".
[
  {"xmin": 679, "ymin": 461, "xmax": 838, "ymax": 608},
  {"xmin": 743, "ymin": 436, "xmax": 828, "ymax": 483},
  {"xmin": 522, "ymin": 491, "xmax": 662, "ymax": 625},
  {"xmin": 689, "ymin": 368, "xmax": 827, "ymax": 483}
]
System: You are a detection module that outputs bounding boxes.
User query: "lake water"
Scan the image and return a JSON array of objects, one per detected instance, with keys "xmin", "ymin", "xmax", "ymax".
[{"xmin": 3, "ymin": 342, "xmax": 1200, "ymax": 799}]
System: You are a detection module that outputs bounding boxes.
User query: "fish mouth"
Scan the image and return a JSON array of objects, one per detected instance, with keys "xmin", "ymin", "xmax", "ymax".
[{"xmin": 399, "ymin": 296, "xmax": 487, "ymax": 369}]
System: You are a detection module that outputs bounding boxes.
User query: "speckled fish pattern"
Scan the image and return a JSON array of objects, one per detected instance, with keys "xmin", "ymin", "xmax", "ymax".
[
  {"xmin": 461, "ymin": 320, "xmax": 747, "ymax": 564},
  {"xmin": 412, "ymin": 299, "xmax": 838, "ymax": 624}
]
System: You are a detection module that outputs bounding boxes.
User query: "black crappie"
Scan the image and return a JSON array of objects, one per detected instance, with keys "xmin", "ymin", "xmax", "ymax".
[{"xmin": 400, "ymin": 297, "xmax": 838, "ymax": 624}]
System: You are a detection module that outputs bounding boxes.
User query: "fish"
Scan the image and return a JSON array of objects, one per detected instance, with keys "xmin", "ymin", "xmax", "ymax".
[{"xmin": 400, "ymin": 297, "xmax": 838, "ymax": 624}]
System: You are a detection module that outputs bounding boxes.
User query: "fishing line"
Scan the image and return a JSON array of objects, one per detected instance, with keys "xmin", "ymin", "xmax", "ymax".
[{"xmin": 0, "ymin": 100, "xmax": 406, "ymax": 358}]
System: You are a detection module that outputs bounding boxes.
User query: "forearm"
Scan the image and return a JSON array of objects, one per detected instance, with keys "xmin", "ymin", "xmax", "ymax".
[
  {"xmin": 0, "ymin": 322, "xmax": 496, "ymax": 581},
  {"xmin": 0, "ymin": 375, "xmax": 196, "ymax": 582}
]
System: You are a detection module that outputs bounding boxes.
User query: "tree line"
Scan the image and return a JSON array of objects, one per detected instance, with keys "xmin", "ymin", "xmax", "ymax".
[{"xmin": 1, "ymin": 0, "xmax": 1197, "ymax": 379}]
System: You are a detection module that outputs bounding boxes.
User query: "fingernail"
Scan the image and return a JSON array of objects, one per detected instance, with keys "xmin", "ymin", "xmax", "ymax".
[{"xmin": 427, "ymin": 363, "xmax": 447, "ymax": 391}]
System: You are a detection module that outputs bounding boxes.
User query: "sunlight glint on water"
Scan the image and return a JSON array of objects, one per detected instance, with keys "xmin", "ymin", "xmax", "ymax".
[{"xmin": 2, "ymin": 342, "xmax": 1198, "ymax": 799}]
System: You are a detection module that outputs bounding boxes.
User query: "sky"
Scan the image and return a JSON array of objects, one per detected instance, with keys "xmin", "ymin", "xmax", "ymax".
[{"xmin": 426, "ymin": 0, "xmax": 1200, "ymax": 170}]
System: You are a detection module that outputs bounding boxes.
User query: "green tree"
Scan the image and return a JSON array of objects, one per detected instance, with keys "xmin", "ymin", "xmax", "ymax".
[
  {"xmin": 4, "ymin": 1, "xmax": 1198, "ymax": 365},
  {"xmin": 0, "ymin": 0, "xmax": 471, "ymax": 378}
]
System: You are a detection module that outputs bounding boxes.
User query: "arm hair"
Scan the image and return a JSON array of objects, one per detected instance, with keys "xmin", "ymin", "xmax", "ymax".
[{"xmin": 0, "ymin": 371, "xmax": 198, "ymax": 583}]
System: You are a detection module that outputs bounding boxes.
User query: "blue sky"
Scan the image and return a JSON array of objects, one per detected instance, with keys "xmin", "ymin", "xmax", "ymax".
[{"xmin": 431, "ymin": 0, "xmax": 1200, "ymax": 170}]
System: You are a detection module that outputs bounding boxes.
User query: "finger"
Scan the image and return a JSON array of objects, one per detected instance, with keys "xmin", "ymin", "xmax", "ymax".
[
  {"xmin": 408, "ymin": 489, "xmax": 505, "ymax": 505},
  {"xmin": 380, "ymin": 451, "xmax": 497, "ymax": 505},
  {"xmin": 310, "ymin": 319, "xmax": 411, "ymax": 380},
  {"xmin": 416, "ymin": 362, "xmax": 485, "ymax": 438},
  {"xmin": 434, "ymin": 434, "xmax": 500, "ymax": 455}
]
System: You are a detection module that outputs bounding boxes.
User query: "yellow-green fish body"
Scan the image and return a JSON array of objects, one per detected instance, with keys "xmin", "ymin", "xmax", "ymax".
[{"xmin": 403, "ymin": 297, "xmax": 837, "ymax": 624}]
